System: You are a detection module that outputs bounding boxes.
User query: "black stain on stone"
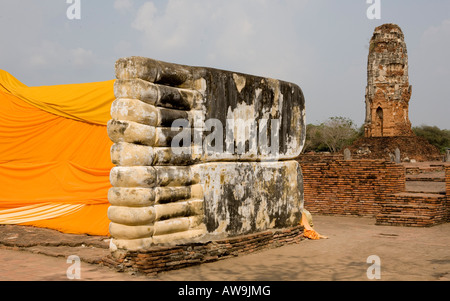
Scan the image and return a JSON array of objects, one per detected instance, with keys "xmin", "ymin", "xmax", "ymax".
[{"xmin": 159, "ymin": 108, "xmax": 189, "ymax": 127}]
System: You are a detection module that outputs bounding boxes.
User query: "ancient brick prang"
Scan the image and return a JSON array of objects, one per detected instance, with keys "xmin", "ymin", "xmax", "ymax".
[
  {"xmin": 350, "ymin": 23, "xmax": 443, "ymax": 162},
  {"xmin": 364, "ymin": 23, "xmax": 414, "ymax": 138}
]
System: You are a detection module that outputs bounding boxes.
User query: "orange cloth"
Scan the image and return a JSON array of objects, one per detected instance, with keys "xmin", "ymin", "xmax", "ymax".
[
  {"xmin": 20, "ymin": 204, "xmax": 110, "ymax": 237},
  {"xmin": 0, "ymin": 71, "xmax": 115, "ymax": 236},
  {"xmin": 300, "ymin": 212, "xmax": 327, "ymax": 240},
  {"xmin": 0, "ymin": 70, "xmax": 114, "ymax": 125}
]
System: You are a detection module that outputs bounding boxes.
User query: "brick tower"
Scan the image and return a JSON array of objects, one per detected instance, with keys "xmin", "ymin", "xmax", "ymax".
[
  {"xmin": 348, "ymin": 24, "xmax": 441, "ymax": 162},
  {"xmin": 364, "ymin": 23, "xmax": 414, "ymax": 138}
]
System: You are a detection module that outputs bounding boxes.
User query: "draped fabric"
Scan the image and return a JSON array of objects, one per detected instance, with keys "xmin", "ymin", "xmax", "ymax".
[
  {"xmin": 0, "ymin": 70, "xmax": 115, "ymax": 236},
  {"xmin": 0, "ymin": 70, "xmax": 114, "ymax": 125}
]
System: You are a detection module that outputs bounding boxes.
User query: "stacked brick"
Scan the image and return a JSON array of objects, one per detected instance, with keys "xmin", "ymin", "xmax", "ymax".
[
  {"xmin": 376, "ymin": 193, "xmax": 447, "ymax": 227},
  {"xmin": 301, "ymin": 159, "xmax": 405, "ymax": 217},
  {"xmin": 298, "ymin": 153, "xmax": 344, "ymax": 163},
  {"xmin": 102, "ymin": 226, "xmax": 304, "ymax": 275},
  {"xmin": 447, "ymin": 165, "xmax": 450, "ymax": 221},
  {"xmin": 375, "ymin": 164, "xmax": 449, "ymax": 227},
  {"xmin": 446, "ymin": 165, "xmax": 450, "ymax": 197}
]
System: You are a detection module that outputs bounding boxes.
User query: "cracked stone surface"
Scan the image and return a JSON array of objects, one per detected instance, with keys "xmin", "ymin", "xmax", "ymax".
[{"xmin": 0, "ymin": 225, "xmax": 110, "ymax": 264}]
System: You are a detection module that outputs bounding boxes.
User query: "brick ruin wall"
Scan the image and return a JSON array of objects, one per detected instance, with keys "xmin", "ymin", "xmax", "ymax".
[
  {"xmin": 377, "ymin": 163, "xmax": 449, "ymax": 227},
  {"xmin": 447, "ymin": 165, "xmax": 450, "ymax": 219},
  {"xmin": 300, "ymin": 159, "xmax": 405, "ymax": 217},
  {"xmin": 376, "ymin": 193, "xmax": 448, "ymax": 227},
  {"xmin": 300, "ymin": 157, "xmax": 450, "ymax": 227},
  {"xmin": 102, "ymin": 225, "xmax": 303, "ymax": 276}
]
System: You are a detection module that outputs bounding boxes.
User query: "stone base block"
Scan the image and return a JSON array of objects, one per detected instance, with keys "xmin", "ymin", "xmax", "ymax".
[
  {"xmin": 102, "ymin": 225, "xmax": 304, "ymax": 276},
  {"xmin": 196, "ymin": 160, "xmax": 304, "ymax": 237}
]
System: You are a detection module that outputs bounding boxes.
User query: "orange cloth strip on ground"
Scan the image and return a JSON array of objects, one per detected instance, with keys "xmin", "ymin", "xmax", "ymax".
[
  {"xmin": 300, "ymin": 212, "xmax": 327, "ymax": 240},
  {"xmin": 0, "ymin": 70, "xmax": 115, "ymax": 236}
]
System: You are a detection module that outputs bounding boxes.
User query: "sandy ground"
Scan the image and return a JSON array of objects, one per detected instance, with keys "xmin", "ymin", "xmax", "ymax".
[{"xmin": 1, "ymin": 215, "xmax": 449, "ymax": 281}]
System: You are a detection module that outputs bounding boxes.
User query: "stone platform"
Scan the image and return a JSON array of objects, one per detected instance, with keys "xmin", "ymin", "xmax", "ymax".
[{"xmin": 376, "ymin": 162, "xmax": 450, "ymax": 227}]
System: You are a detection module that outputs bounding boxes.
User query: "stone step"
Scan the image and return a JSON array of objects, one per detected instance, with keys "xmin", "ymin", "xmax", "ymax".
[
  {"xmin": 405, "ymin": 174, "xmax": 445, "ymax": 182},
  {"xmin": 391, "ymin": 192, "xmax": 446, "ymax": 198},
  {"xmin": 380, "ymin": 203, "xmax": 440, "ymax": 210},
  {"xmin": 377, "ymin": 213, "xmax": 433, "ymax": 220},
  {"xmin": 376, "ymin": 188, "xmax": 448, "ymax": 227},
  {"xmin": 404, "ymin": 181, "xmax": 446, "ymax": 194},
  {"xmin": 404, "ymin": 162, "xmax": 446, "ymax": 174},
  {"xmin": 375, "ymin": 213, "xmax": 440, "ymax": 227},
  {"xmin": 405, "ymin": 190, "xmax": 446, "ymax": 195}
]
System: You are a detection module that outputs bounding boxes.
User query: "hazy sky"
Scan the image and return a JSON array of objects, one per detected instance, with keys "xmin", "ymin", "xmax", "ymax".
[{"xmin": 0, "ymin": 0, "xmax": 449, "ymax": 129}]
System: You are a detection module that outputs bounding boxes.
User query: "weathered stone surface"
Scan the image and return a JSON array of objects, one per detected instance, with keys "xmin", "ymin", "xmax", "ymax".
[
  {"xmin": 364, "ymin": 24, "xmax": 414, "ymax": 138},
  {"xmin": 107, "ymin": 205, "xmax": 156, "ymax": 226},
  {"xmin": 109, "ymin": 223, "xmax": 154, "ymax": 240},
  {"xmin": 108, "ymin": 56, "xmax": 306, "ymax": 250},
  {"xmin": 196, "ymin": 161, "xmax": 303, "ymax": 236},
  {"xmin": 114, "ymin": 79, "xmax": 203, "ymax": 110},
  {"xmin": 107, "ymin": 185, "xmax": 203, "ymax": 207},
  {"xmin": 114, "ymin": 56, "xmax": 306, "ymax": 161},
  {"xmin": 343, "ymin": 148, "xmax": 352, "ymax": 160},
  {"xmin": 153, "ymin": 200, "xmax": 204, "ymax": 221},
  {"xmin": 395, "ymin": 147, "xmax": 401, "ymax": 164},
  {"xmin": 107, "ymin": 119, "xmax": 192, "ymax": 147}
]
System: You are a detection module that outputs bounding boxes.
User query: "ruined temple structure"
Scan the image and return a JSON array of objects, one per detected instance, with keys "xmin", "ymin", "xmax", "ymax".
[
  {"xmin": 364, "ymin": 23, "xmax": 413, "ymax": 138},
  {"xmin": 349, "ymin": 24, "xmax": 442, "ymax": 162},
  {"xmin": 107, "ymin": 56, "xmax": 307, "ymax": 252}
]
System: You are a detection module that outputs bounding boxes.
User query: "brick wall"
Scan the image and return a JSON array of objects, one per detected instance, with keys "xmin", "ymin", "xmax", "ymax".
[
  {"xmin": 102, "ymin": 225, "xmax": 304, "ymax": 276},
  {"xmin": 298, "ymin": 153, "xmax": 344, "ymax": 163},
  {"xmin": 300, "ymin": 159, "xmax": 405, "ymax": 217},
  {"xmin": 446, "ymin": 165, "xmax": 450, "ymax": 221},
  {"xmin": 376, "ymin": 193, "xmax": 447, "ymax": 227},
  {"xmin": 446, "ymin": 165, "xmax": 450, "ymax": 198}
]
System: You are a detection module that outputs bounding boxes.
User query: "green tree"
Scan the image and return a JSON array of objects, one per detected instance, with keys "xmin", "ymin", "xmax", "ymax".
[
  {"xmin": 413, "ymin": 125, "xmax": 450, "ymax": 153},
  {"xmin": 304, "ymin": 124, "xmax": 330, "ymax": 152},
  {"xmin": 303, "ymin": 117, "xmax": 360, "ymax": 153}
]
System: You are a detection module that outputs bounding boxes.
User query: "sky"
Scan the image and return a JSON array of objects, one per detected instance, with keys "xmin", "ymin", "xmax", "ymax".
[{"xmin": 0, "ymin": 0, "xmax": 449, "ymax": 129}]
